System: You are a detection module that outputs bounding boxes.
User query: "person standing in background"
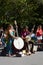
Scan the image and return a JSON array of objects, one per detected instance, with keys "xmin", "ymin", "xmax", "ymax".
[{"xmin": 36, "ymin": 25, "xmax": 43, "ymax": 43}]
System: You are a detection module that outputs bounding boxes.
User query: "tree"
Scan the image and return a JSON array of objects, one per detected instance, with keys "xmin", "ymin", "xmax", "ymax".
[{"xmin": 0, "ymin": 0, "xmax": 43, "ymax": 27}]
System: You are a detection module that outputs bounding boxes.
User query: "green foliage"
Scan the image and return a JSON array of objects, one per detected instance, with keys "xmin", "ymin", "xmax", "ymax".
[{"xmin": 0, "ymin": 0, "xmax": 43, "ymax": 27}]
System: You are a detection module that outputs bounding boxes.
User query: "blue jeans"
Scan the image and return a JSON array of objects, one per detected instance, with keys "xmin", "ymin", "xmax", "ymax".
[
  {"xmin": 6, "ymin": 38, "xmax": 14, "ymax": 55},
  {"xmin": 0, "ymin": 38, "xmax": 5, "ymax": 46}
]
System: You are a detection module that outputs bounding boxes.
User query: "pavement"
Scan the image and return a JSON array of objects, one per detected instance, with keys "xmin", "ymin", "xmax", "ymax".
[{"xmin": 0, "ymin": 52, "xmax": 43, "ymax": 65}]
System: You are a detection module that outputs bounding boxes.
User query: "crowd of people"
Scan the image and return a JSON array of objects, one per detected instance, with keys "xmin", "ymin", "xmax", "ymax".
[{"xmin": 0, "ymin": 21, "xmax": 43, "ymax": 57}]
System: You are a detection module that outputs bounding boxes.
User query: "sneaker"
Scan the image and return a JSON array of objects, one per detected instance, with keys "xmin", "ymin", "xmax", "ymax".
[
  {"xmin": 21, "ymin": 54, "xmax": 26, "ymax": 57},
  {"xmin": 27, "ymin": 51, "xmax": 31, "ymax": 55}
]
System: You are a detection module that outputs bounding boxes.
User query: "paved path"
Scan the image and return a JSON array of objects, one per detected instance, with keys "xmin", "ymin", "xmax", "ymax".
[{"xmin": 0, "ymin": 52, "xmax": 43, "ymax": 65}]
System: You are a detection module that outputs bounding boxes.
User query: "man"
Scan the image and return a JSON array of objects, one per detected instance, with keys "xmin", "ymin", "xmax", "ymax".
[{"xmin": 21, "ymin": 26, "xmax": 33, "ymax": 55}]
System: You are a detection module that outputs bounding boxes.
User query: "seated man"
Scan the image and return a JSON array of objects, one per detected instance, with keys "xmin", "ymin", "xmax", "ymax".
[{"xmin": 21, "ymin": 26, "xmax": 34, "ymax": 55}]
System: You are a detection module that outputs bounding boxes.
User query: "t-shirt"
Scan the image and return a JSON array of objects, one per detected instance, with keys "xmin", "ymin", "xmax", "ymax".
[
  {"xmin": 21, "ymin": 30, "xmax": 30, "ymax": 37},
  {"xmin": 9, "ymin": 30, "xmax": 15, "ymax": 36},
  {"xmin": 36, "ymin": 29, "xmax": 42, "ymax": 36}
]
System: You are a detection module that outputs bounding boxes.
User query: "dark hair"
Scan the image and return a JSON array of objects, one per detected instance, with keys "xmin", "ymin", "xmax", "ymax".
[
  {"xmin": 23, "ymin": 26, "xmax": 28, "ymax": 29},
  {"xmin": 0, "ymin": 31, "xmax": 2, "ymax": 37}
]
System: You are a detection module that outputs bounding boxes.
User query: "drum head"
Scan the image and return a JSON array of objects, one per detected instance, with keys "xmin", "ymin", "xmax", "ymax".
[
  {"xmin": 26, "ymin": 35, "xmax": 31, "ymax": 42},
  {"xmin": 13, "ymin": 37, "xmax": 24, "ymax": 50}
]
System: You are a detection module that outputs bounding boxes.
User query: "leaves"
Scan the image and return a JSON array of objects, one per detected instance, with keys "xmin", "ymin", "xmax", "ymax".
[{"xmin": 0, "ymin": 0, "xmax": 43, "ymax": 27}]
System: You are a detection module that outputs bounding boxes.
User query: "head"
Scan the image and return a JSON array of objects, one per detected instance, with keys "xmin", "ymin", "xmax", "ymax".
[
  {"xmin": 7, "ymin": 24, "xmax": 11, "ymax": 30},
  {"xmin": 37, "ymin": 25, "xmax": 42, "ymax": 30},
  {"xmin": 24, "ymin": 26, "xmax": 29, "ymax": 32},
  {"xmin": 23, "ymin": 26, "xmax": 29, "ymax": 32},
  {"xmin": 23, "ymin": 26, "xmax": 26, "ymax": 32}
]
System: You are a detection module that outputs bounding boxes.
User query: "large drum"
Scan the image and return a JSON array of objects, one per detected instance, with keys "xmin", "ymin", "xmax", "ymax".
[{"xmin": 13, "ymin": 37, "xmax": 24, "ymax": 50}]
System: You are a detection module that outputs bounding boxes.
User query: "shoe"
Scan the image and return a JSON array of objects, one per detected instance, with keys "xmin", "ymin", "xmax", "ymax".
[
  {"xmin": 27, "ymin": 51, "xmax": 31, "ymax": 55},
  {"xmin": 8, "ymin": 54, "xmax": 12, "ymax": 57},
  {"xmin": 21, "ymin": 54, "xmax": 26, "ymax": 57},
  {"xmin": 6, "ymin": 54, "xmax": 12, "ymax": 57}
]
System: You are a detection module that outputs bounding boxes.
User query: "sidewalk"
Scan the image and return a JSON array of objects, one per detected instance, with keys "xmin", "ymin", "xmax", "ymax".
[{"xmin": 0, "ymin": 52, "xmax": 43, "ymax": 65}]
